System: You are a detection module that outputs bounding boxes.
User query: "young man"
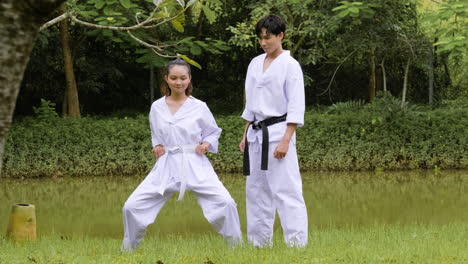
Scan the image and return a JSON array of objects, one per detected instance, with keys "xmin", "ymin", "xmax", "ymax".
[{"xmin": 239, "ymin": 14, "xmax": 308, "ymax": 248}]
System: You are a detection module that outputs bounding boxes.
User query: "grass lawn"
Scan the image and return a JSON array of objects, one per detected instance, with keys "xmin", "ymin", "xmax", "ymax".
[
  {"xmin": 1, "ymin": 223, "xmax": 467, "ymax": 264},
  {"xmin": 1, "ymin": 171, "xmax": 467, "ymax": 263}
]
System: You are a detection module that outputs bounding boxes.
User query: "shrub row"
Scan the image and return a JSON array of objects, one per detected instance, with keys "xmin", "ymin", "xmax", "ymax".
[{"xmin": 2, "ymin": 104, "xmax": 467, "ymax": 178}]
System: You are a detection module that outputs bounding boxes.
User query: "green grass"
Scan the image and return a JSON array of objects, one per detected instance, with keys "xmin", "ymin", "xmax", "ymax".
[
  {"xmin": 0, "ymin": 224, "xmax": 466, "ymax": 263},
  {"xmin": 0, "ymin": 170, "xmax": 467, "ymax": 263}
]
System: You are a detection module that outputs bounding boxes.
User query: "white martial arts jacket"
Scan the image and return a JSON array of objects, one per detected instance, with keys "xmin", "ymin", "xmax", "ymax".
[
  {"xmin": 241, "ymin": 50, "xmax": 305, "ymax": 144},
  {"xmin": 148, "ymin": 96, "xmax": 221, "ymax": 197}
]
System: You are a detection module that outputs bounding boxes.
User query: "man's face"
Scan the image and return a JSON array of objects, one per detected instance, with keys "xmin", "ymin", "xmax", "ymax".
[{"xmin": 258, "ymin": 28, "xmax": 283, "ymax": 55}]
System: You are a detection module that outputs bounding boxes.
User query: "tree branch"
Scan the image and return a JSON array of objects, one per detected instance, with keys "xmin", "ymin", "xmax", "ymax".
[
  {"xmin": 126, "ymin": 31, "xmax": 180, "ymax": 59},
  {"xmin": 319, "ymin": 50, "xmax": 357, "ymax": 97},
  {"xmin": 39, "ymin": 12, "xmax": 68, "ymax": 31},
  {"xmin": 126, "ymin": 30, "xmax": 164, "ymax": 51}
]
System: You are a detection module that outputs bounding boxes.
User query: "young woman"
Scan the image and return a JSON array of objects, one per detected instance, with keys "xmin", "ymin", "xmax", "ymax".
[{"xmin": 122, "ymin": 58, "xmax": 242, "ymax": 251}]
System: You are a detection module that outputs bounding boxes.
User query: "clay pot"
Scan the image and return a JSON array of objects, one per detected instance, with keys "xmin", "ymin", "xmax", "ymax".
[{"xmin": 6, "ymin": 204, "xmax": 36, "ymax": 242}]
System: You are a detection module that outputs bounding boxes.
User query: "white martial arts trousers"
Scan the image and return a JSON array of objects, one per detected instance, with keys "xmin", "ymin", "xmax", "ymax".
[
  {"xmin": 246, "ymin": 139, "xmax": 308, "ymax": 247},
  {"xmin": 122, "ymin": 152, "xmax": 242, "ymax": 251}
]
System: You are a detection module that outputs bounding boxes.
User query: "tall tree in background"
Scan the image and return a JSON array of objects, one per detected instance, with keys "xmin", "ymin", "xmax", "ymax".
[{"xmin": 59, "ymin": 4, "xmax": 81, "ymax": 117}]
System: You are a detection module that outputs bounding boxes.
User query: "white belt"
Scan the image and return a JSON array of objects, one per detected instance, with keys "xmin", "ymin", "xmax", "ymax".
[{"xmin": 159, "ymin": 144, "xmax": 196, "ymax": 201}]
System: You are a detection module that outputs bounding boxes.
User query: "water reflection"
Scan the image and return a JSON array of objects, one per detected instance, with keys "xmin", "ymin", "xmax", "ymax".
[{"xmin": 0, "ymin": 170, "xmax": 466, "ymax": 238}]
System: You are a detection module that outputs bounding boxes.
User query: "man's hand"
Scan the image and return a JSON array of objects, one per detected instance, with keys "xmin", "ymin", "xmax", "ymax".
[
  {"xmin": 239, "ymin": 121, "xmax": 251, "ymax": 153},
  {"xmin": 273, "ymin": 139, "xmax": 289, "ymax": 159},
  {"xmin": 239, "ymin": 138, "xmax": 246, "ymax": 153},
  {"xmin": 274, "ymin": 123, "xmax": 297, "ymax": 159},
  {"xmin": 151, "ymin": 145, "xmax": 165, "ymax": 158},
  {"xmin": 196, "ymin": 142, "xmax": 210, "ymax": 155}
]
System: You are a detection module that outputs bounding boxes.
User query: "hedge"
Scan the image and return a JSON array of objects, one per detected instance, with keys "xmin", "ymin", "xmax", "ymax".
[{"xmin": 2, "ymin": 101, "xmax": 467, "ymax": 178}]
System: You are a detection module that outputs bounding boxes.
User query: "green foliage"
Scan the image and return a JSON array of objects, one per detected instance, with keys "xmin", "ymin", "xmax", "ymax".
[
  {"xmin": 226, "ymin": 0, "xmax": 437, "ymax": 104},
  {"xmin": 69, "ymin": 0, "xmax": 229, "ymax": 68},
  {"xmin": 180, "ymin": 54, "xmax": 202, "ymax": 69},
  {"xmin": 227, "ymin": 21, "xmax": 257, "ymax": 49},
  {"xmin": 3, "ymin": 106, "xmax": 467, "ymax": 178},
  {"xmin": 332, "ymin": 1, "xmax": 380, "ymax": 18},
  {"xmin": 364, "ymin": 94, "xmax": 421, "ymax": 114},
  {"xmin": 32, "ymin": 99, "xmax": 59, "ymax": 122},
  {"xmin": 438, "ymin": 96, "xmax": 468, "ymax": 110},
  {"xmin": 421, "ymin": 0, "xmax": 468, "ymax": 97},
  {"xmin": 431, "ymin": 0, "xmax": 468, "ymax": 61},
  {"xmin": 327, "ymin": 99, "xmax": 365, "ymax": 114}
]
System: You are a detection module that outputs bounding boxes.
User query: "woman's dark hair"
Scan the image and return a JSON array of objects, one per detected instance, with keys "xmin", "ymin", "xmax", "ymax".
[
  {"xmin": 160, "ymin": 58, "xmax": 193, "ymax": 96},
  {"xmin": 255, "ymin": 15, "xmax": 286, "ymax": 37}
]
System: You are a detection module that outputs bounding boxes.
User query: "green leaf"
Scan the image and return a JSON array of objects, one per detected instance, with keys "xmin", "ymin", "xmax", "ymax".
[
  {"xmin": 194, "ymin": 40, "xmax": 209, "ymax": 48},
  {"xmin": 349, "ymin": 7, "xmax": 359, "ymax": 13},
  {"xmin": 213, "ymin": 42, "xmax": 230, "ymax": 51},
  {"xmin": 186, "ymin": 0, "xmax": 197, "ymax": 8},
  {"xmin": 119, "ymin": 0, "xmax": 132, "ymax": 8},
  {"xmin": 103, "ymin": 6, "xmax": 114, "ymax": 15},
  {"xmin": 95, "ymin": 1, "xmax": 106, "ymax": 9},
  {"xmin": 433, "ymin": 40, "xmax": 449, "ymax": 46},
  {"xmin": 180, "ymin": 55, "xmax": 202, "ymax": 69},
  {"xmin": 202, "ymin": 4, "xmax": 216, "ymax": 23},
  {"xmin": 153, "ymin": 11, "xmax": 169, "ymax": 19},
  {"xmin": 102, "ymin": 29, "xmax": 113, "ymax": 37},
  {"xmin": 171, "ymin": 19, "xmax": 184, "ymax": 32},
  {"xmin": 204, "ymin": 0, "xmax": 223, "ymax": 5},
  {"xmin": 179, "ymin": 37, "xmax": 195, "ymax": 43},
  {"xmin": 80, "ymin": 10, "xmax": 100, "ymax": 17},
  {"xmin": 332, "ymin": 5, "xmax": 348, "ymax": 11},
  {"xmin": 111, "ymin": 36, "xmax": 123, "ymax": 42},
  {"xmin": 176, "ymin": 0, "xmax": 185, "ymax": 7},
  {"xmin": 337, "ymin": 10, "xmax": 350, "ymax": 18},
  {"xmin": 368, "ymin": 3, "xmax": 380, "ymax": 8},
  {"xmin": 190, "ymin": 44, "xmax": 202, "ymax": 55},
  {"xmin": 361, "ymin": 9, "xmax": 375, "ymax": 18},
  {"xmin": 94, "ymin": 16, "xmax": 108, "ymax": 21}
]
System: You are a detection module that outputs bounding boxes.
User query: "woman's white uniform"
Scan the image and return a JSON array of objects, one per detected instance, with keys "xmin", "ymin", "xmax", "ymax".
[
  {"xmin": 242, "ymin": 50, "xmax": 308, "ymax": 247},
  {"xmin": 122, "ymin": 96, "xmax": 242, "ymax": 251}
]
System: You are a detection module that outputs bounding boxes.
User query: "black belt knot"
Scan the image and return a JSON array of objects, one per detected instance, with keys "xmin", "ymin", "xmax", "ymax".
[{"xmin": 243, "ymin": 114, "xmax": 287, "ymax": 176}]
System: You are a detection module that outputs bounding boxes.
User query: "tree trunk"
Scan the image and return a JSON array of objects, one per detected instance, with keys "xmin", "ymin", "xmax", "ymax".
[
  {"xmin": 402, "ymin": 57, "xmax": 411, "ymax": 106},
  {"xmin": 368, "ymin": 47, "xmax": 376, "ymax": 102},
  {"xmin": 150, "ymin": 66, "xmax": 155, "ymax": 103},
  {"xmin": 59, "ymin": 4, "xmax": 80, "ymax": 117},
  {"xmin": 0, "ymin": 0, "xmax": 66, "ymax": 176},
  {"xmin": 427, "ymin": 46, "xmax": 434, "ymax": 104},
  {"xmin": 380, "ymin": 58, "xmax": 387, "ymax": 93}
]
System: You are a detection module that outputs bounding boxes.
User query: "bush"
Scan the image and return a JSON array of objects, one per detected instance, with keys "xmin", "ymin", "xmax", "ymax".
[{"xmin": 2, "ymin": 105, "xmax": 467, "ymax": 178}]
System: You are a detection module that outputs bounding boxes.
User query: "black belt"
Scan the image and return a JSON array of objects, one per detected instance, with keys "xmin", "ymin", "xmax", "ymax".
[{"xmin": 243, "ymin": 114, "xmax": 287, "ymax": 175}]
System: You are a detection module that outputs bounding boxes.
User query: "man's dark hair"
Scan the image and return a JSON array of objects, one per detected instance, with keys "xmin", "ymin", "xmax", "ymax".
[{"xmin": 255, "ymin": 15, "xmax": 286, "ymax": 37}]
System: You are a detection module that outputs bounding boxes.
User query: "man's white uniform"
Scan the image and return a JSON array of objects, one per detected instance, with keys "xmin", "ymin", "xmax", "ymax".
[
  {"xmin": 122, "ymin": 96, "xmax": 242, "ymax": 251},
  {"xmin": 242, "ymin": 50, "xmax": 308, "ymax": 247}
]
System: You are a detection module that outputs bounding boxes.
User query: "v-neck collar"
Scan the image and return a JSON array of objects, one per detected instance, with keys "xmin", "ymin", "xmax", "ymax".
[
  {"xmin": 262, "ymin": 50, "xmax": 288, "ymax": 74},
  {"xmin": 164, "ymin": 96, "xmax": 191, "ymax": 117}
]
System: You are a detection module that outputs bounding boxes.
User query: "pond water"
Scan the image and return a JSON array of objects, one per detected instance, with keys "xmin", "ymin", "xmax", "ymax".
[{"xmin": 0, "ymin": 170, "xmax": 466, "ymax": 239}]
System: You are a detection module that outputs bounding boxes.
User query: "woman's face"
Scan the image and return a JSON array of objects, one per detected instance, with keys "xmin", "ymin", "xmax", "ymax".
[{"xmin": 165, "ymin": 65, "xmax": 191, "ymax": 96}]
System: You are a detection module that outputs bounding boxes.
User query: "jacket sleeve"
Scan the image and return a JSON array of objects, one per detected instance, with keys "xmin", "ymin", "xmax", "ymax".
[
  {"xmin": 284, "ymin": 61, "xmax": 305, "ymax": 127},
  {"xmin": 200, "ymin": 103, "xmax": 222, "ymax": 153},
  {"xmin": 149, "ymin": 104, "xmax": 164, "ymax": 148}
]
